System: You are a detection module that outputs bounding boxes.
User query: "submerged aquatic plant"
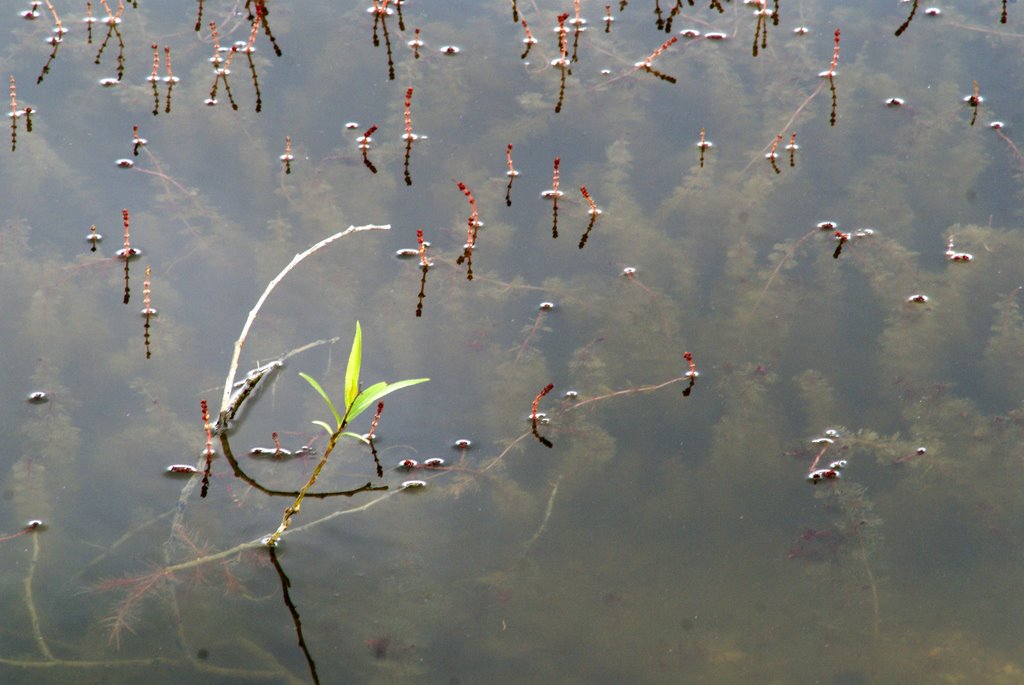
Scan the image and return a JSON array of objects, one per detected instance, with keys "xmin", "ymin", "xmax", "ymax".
[{"xmin": 263, "ymin": 322, "xmax": 428, "ymax": 546}]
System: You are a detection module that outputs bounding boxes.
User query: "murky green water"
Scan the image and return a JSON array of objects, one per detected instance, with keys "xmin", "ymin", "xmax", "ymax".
[{"xmin": 2, "ymin": 1, "xmax": 1024, "ymax": 683}]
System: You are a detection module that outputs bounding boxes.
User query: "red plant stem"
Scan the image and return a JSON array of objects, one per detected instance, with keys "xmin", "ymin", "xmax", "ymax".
[
  {"xmin": 283, "ymin": 136, "xmax": 291, "ymax": 158},
  {"xmin": 641, "ymin": 35, "xmax": 677, "ymax": 67},
  {"xmin": 362, "ymin": 124, "xmax": 377, "ymax": 141},
  {"xmin": 210, "ymin": 22, "xmax": 221, "ymax": 67},
  {"xmin": 9, "ymin": 76, "xmax": 17, "ymax": 115},
  {"xmin": 245, "ymin": 10, "xmax": 261, "ymax": 51},
  {"xmin": 574, "ymin": 0, "xmax": 581, "ymax": 23},
  {"xmin": 122, "ymin": 209, "xmax": 131, "ymax": 252},
  {"xmin": 521, "ymin": 19, "xmax": 535, "ymax": 44},
  {"xmin": 403, "ymin": 87, "xmax": 413, "ymax": 138},
  {"xmin": 506, "ymin": 143, "xmax": 516, "ymax": 174},
  {"xmin": 99, "ymin": 0, "xmax": 122, "ymax": 21},
  {"xmin": 828, "ymin": 28, "xmax": 840, "ymax": 74},
  {"xmin": 808, "ymin": 442, "xmax": 830, "ymax": 472},
  {"xmin": 368, "ymin": 401, "xmax": 384, "ymax": 438},
  {"xmin": 455, "ymin": 180, "xmax": 479, "ymax": 246},
  {"xmin": 532, "ymin": 383, "xmax": 555, "ymax": 419},
  {"xmin": 143, "ymin": 265, "xmax": 151, "ymax": 309},
  {"xmin": 994, "ymin": 126, "xmax": 1024, "ymax": 166},
  {"xmin": 201, "ymin": 399, "xmax": 213, "ymax": 455},
  {"xmin": 164, "ymin": 46, "xmax": 174, "ymax": 81},
  {"xmin": 768, "ymin": 133, "xmax": 782, "ymax": 158},
  {"xmin": 557, "ymin": 13, "xmax": 569, "ymax": 60},
  {"xmin": 43, "ymin": 0, "xmax": 63, "ymax": 33},
  {"xmin": 0, "ymin": 522, "xmax": 41, "ymax": 544},
  {"xmin": 150, "ymin": 43, "xmax": 159, "ymax": 80},
  {"xmin": 552, "ymin": 157, "xmax": 560, "ymax": 195},
  {"xmin": 416, "ymin": 228, "xmax": 428, "ymax": 266},
  {"xmin": 272, "ymin": 431, "xmax": 281, "ymax": 453},
  {"xmin": 580, "ymin": 186, "xmax": 597, "ymax": 212},
  {"xmin": 683, "ymin": 351, "xmax": 697, "ymax": 376}
]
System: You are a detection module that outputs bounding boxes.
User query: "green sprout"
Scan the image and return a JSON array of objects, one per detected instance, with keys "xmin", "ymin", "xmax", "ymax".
[
  {"xmin": 299, "ymin": 321, "xmax": 429, "ymax": 441},
  {"xmin": 265, "ymin": 322, "xmax": 428, "ymax": 546}
]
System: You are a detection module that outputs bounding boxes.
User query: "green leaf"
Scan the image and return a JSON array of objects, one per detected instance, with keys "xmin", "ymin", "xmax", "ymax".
[
  {"xmin": 344, "ymin": 322, "xmax": 362, "ymax": 413},
  {"xmin": 312, "ymin": 420, "xmax": 335, "ymax": 437},
  {"xmin": 348, "ymin": 377, "xmax": 430, "ymax": 421},
  {"xmin": 299, "ymin": 372, "xmax": 342, "ymax": 428},
  {"xmin": 341, "ymin": 431, "xmax": 370, "ymax": 444}
]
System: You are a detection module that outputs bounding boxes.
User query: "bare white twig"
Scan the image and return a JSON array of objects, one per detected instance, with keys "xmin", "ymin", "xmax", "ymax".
[{"xmin": 217, "ymin": 224, "xmax": 390, "ymax": 426}]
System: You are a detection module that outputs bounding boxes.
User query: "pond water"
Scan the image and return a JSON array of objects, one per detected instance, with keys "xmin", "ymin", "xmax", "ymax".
[{"xmin": 2, "ymin": 1, "xmax": 1024, "ymax": 683}]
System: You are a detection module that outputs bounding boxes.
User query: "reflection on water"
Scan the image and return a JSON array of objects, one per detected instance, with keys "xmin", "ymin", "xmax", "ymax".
[{"xmin": 2, "ymin": 1, "xmax": 1024, "ymax": 682}]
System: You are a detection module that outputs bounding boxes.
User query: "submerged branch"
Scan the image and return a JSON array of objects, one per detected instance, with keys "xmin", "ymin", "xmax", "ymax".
[{"xmin": 217, "ymin": 224, "xmax": 390, "ymax": 429}]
